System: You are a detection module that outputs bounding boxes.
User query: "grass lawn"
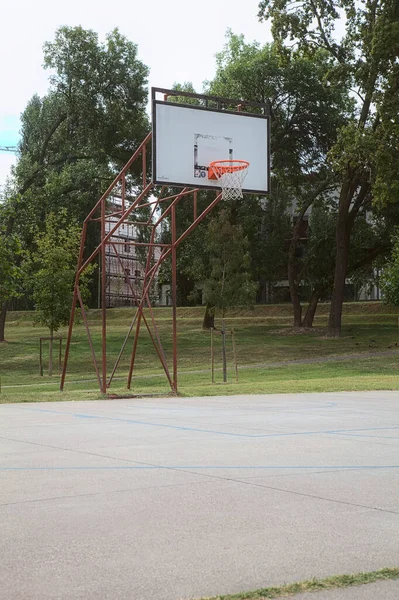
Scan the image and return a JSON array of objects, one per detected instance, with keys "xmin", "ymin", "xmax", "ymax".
[
  {"xmin": 1, "ymin": 302, "xmax": 399, "ymax": 403},
  {"xmin": 199, "ymin": 567, "xmax": 399, "ymax": 599}
]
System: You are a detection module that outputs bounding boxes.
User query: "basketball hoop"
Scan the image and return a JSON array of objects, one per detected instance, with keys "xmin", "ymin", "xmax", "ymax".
[{"xmin": 209, "ymin": 160, "xmax": 249, "ymax": 201}]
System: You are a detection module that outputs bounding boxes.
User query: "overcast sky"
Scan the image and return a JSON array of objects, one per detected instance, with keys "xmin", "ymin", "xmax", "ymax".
[{"xmin": 0, "ymin": 0, "xmax": 272, "ymax": 188}]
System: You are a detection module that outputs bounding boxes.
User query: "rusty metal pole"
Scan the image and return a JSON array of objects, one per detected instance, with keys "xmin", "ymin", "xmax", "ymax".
[
  {"xmin": 59, "ymin": 338, "xmax": 62, "ymax": 376},
  {"xmin": 221, "ymin": 320, "xmax": 227, "ymax": 383},
  {"xmin": 171, "ymin": 204, "xmax": 178, "ymax": 393},
  {"xmin": 101, "ymin": 196, "xmax": 107, "ymax": 394},
  {"xmin": 142, "ymin": 146, "xmax": 147, "ymax": 189},
  {"xmin": 121, "ymin": 173, "xmax": 125, "ymax": 213},
  {"xmin": 211, "ymin": 327, "xmax": 214, "ymax": 383},
  {"xmin": 231, "ymin": 328, "xmax": 238, "ymax": 382},
  {"xmin": 39, "ymin": 339, "xmax": 43, "ymax": 376},
  {"xmin": 60, "ymin": 222, "xmax": 87, "ymax": 391}
]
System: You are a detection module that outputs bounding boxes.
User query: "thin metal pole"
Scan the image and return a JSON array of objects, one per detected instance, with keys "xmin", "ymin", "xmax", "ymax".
[
  {"xmin": 83, "ymin": 133, "xmax": 152, "ymax": 225},
  {"xmin": 127, "ymin": 220, "xmax": 158, "ymax": 389},
  {"xmin": 108, "ymin": 243, "xmax": 172, "ymax": 388},
  {"xmin": 97, "ymin": 255, "xmax": 101, "ymax": 309},
  {"xmin": 171, "ymin": 204, "xmax": 178, "ymax": 393},
  {"xmin": 121, "ymin": 173, "xmax": 125, "ymax": 214},
  {"xmin": 221, "ymin": 320, "xmax": 227, "ymax": 383},
  {"xmin": 175, "ymin": 193, "xmax": 222, "ymax": 247},
  {"xmin": 77, "ymin": 287, "xmax": 102, "ymax": 390},
  {"xmin": 231, "ymin": 328, "xmax": 238, "ymax": 382},
  {"xmin": 39, "ymin": 339, "xmax": 43, "ymax": 376},
  {"xmin": 142, "ymin": 146, "xmax": 147, "ymax": 188},
  {"xmin": 78, "ymin": 182, "xmax": 154, "ymax": 276},
  {"xmin": 59, "ymin": 338, "xmax": 62, "ymax": 375},
  {"xmin": 136, "ymin": 191, "xmax": 223, "ymax": 292},
  {"xmin": 101, "ymin": 196, "xmax": 107, "ymax": 394},
  {"xmin": 127, "ymin": 311, "xmax": 143, "ymax": 390},
  {"xmin": 60, "ymin": 222, "xmax": 87, "ymax": 390},
  {"xmin": 142, "ymin": 227, "xmax": 170, "ymax": 376},
  {"xmin": 211, "ymin": 327, "xmax": 214, "ymax": 383}
]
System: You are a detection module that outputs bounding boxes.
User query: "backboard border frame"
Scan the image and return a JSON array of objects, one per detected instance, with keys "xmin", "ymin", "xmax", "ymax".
[{"xmin": 151, "ymin": 87, "xmax": 271, "ymax": 195}]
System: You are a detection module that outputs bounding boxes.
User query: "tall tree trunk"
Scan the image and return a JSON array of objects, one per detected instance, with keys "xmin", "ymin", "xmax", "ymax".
[
  {"xmin": 327, "ymin": 179, "xmax": 354, "ymax": 337},
  {"xmin": 49, "ymin": 329, "xmax": 54, "ymax": 377},
  {"xmin": 202, "ymin": 302, "xmax": 215, "ymax": 329},
  {"xmin": 289, "ymin": 281, "xmax": 302, "ymax": 327},
  {"xmin": 288, "ymin": 225, "xmax": 303, "ymax": 328},
  {"xmin": 302, "ymin": 290, "xmax": 320, "ymax": 328},
  {"xmin": 287, "ymin": 182, "xmax": 331, "ymax": 328},
  {"xmin": 0, "ymin": 301, "xmax": 7, "ymax": 342},
  {"xmin": 328, "ymin": 229, "xmax": 351, "ymax": 336}
]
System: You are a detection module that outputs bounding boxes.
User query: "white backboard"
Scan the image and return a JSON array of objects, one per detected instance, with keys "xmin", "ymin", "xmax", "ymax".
[{"xmin": 152, "ymin": 101, "xmax": 270, "ymax": 194}]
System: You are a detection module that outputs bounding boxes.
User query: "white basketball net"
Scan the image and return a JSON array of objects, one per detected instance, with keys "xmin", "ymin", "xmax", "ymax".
[{"xmin": 211, "ymin": 161, "xmax": 249, "ymax": 201}]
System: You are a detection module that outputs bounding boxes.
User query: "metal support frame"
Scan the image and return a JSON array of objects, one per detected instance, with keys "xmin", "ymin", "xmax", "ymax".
[{"xmin": 60, "ymin": 132, "xmax": 223, "ymax": 395}]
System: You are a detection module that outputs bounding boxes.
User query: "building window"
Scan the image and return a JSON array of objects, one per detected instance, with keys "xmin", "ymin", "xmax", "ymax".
[
  {"xmin": 134, "ymin": 270, "xmax": 141, "ymax": 278},
  {"xmin": 124, "ymin": 268, "xmax": 131, "ymax": 284}
]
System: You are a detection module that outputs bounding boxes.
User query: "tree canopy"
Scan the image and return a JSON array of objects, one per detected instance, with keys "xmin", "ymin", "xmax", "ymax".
[
  {"xmin": 258, "ymin": 0, "xmax": 399, "ymax": 334},
  {"xmin": 0, "ymin": 26, "xmax": 150, "ymax": 341}
]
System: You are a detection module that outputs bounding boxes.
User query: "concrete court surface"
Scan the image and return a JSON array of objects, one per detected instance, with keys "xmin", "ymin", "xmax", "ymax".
[{"xmin": 0, "ymin": 391, "xmax": 398, "ymax": 600}]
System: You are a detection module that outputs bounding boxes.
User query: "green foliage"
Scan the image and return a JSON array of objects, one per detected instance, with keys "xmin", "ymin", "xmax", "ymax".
[
  {"xmin": 380, "ymin": 231, "xmax": 399, "ymax": 306},
  {"xmin": 42, "ymin": 26, "xmax": 149, "ymax": 167},
  {"xmin": 13, "ymin": 25, "xmax": 150, "ymax": 245},
  {"xmin": 204, "ymin": 31, "xmax": 353, "ymax": 315},
  {"xmin": 206, "ymin": 31, "xmax": 352, "ymax": 178},
  {"xmin": 0, "ymin": 217, "xmax": 22, "ymax": 308},
  {"xmin": 258, "ymin": 0, "xmax": 399, "ymax": 206},
  {"xmin": 158, "ymin": 188, "xmax": 217, "ymax": 306},
  {"xmin": 27, "ymin": 212, "xmax": 92, "ymax": 333},
  {"xmin": 256, "ymin": 194, "xmax": 290, "ymax": 297},
  {"xmin": 202, "ymin": 208, "xmax": 258, "ymax": 316},
  {"xmin": 171, "ymin": 35, "xmax": 351, "ymax": 309},
  {"xmin": 170, "ymin": 82, "xmax": 201, "ymax": 106},
  {"xmin": 304, "ymin": 204, "xmax": 391, "ymax": 299},
  {"xmin": 2, "ymin": 25, "xmax": 150, "ymax": 324},
  {"xmin": 304, "ymin": 202, "xmax": 337, "ymax": 292},
  {"xmin": 258, "ymin": 0, "xmax": 399, "ymax": 334}
]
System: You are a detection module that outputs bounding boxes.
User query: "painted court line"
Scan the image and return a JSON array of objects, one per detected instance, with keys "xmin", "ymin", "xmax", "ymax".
[
  {"xmin": 1, "ymin": 465, "xmax": 399, "ymax": 471},
  {"xmin": 19, "ymin": 406, "xmax": 399, "ymax": 440}
]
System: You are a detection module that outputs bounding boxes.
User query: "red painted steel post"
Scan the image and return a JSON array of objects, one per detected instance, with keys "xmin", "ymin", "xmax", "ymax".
[
  {"xmin": 121, "ymin": 173, "xmax": 125, "ymax": 213},
  {"xmin": 171, "ymin": 204, "xmax": 178, "ymax": 393},
  {"xmin": 101, "ymin": 196, "xmax": 107, "ymax": 394},
  {"xmin": 142, "ymin": 146, "xmax": 146, "ymax": 189},
  {"xmin": 60, "ymin": 222, "xmax": 87, "ymax": 390},
  {"xmin": 193, "ymin": 190, "xmax": 197, "ymax": 220},
  {"xmin": 76, "ymin": 288, "xmax": 102, "ymax": 390}
]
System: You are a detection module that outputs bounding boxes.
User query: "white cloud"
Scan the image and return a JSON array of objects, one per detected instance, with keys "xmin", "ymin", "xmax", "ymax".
[{"xmin": 0, "ymin": 0, "xmax": 272, "ymax": 187}]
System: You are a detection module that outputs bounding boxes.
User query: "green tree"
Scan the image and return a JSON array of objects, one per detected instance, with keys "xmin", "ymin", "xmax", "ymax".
[
  {"xmin": 292, "ymin": 202, "xmax": 394, "ymax": 326},
  {"xmin": 206, "ymin": 32, "xmax": 351, "ymax": 326},
  {"xmin": 0, "ymin": 201, "xmax": 22, "ymax": 342},
  {"xmin": 27, "ymin": 213, "xmax": 92, "ymax": 375},
  {"xmin": 0, "ymin": 25, "xmax": 150, "ymax": 341},
  {"xmin": 258, "ymin": 0, "xmax": 399, "ymax": 335},
  {"xmin": 207, "ymin": 32, "xmax": 351, "ymax": 178},
  {"xmin": 380, "ymin": 233, "xmax": 399, "ymax": 306},
  {"xmin": 201, "ymin": 208, "xmax": 258, "ymax": 318},
  {"xmin": 255, "ymin": 192, "xmax": 291, "ymax": 304}
]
